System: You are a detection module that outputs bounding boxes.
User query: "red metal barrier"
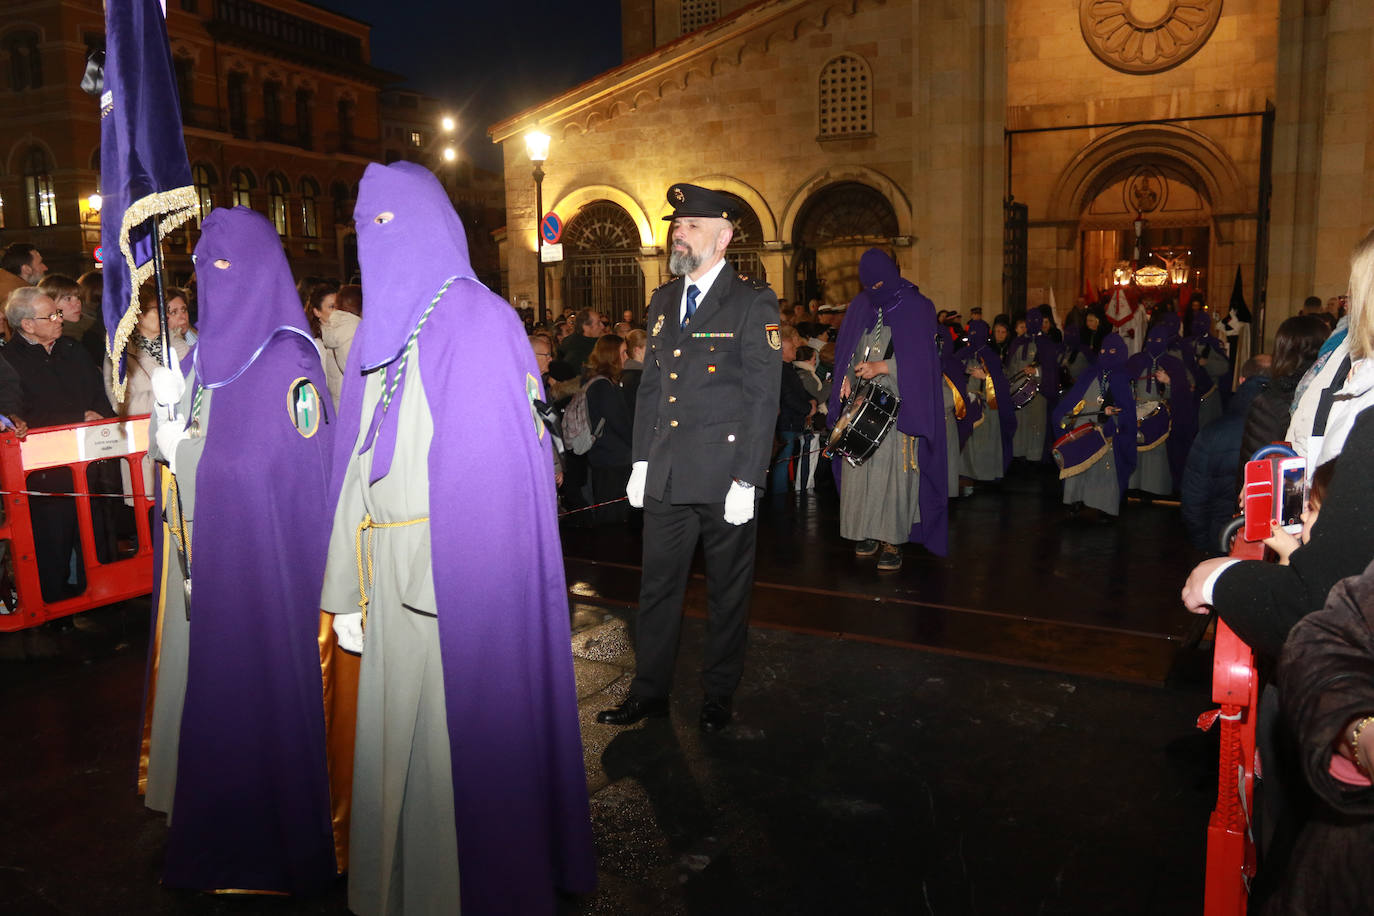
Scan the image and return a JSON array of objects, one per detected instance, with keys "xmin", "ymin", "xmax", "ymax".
[
  {"xmin": 1200, "ymin": 531, "xmax": 1265, "ymax": 916},
  {"xmin": 0, "ymin": 415, "xmax": 154, "ymax": 632}
]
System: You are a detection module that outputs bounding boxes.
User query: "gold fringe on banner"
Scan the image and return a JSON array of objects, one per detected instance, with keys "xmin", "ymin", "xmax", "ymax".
[{"xmin": 112, "ymin": 186, "xmax": 199, "ymax": 403}]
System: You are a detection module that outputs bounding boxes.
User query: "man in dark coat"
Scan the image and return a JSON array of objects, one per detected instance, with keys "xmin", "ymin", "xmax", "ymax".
[
  {"xmin": 3, "ymin": 286, "xmax": 114, "ymax": 600},
  {"xmin": 597, "ymin": 183, "xmax": 781, "ymax": 733},
  {"xmin": 1180, "ymin": 356, "xmax": 1269, "ymax": 553},
  {"xmin": 771, "ymin": 325, "xmax": 815, "ymax": 493},
  {"xmin": 555, "ymin": 307, "xmax": 606, "ymax": 374}
]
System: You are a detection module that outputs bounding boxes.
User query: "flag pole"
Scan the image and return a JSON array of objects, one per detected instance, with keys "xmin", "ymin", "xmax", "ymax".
[{"xmin": 148, "ymin": 217, "xmax": 171, "ymax": 369}]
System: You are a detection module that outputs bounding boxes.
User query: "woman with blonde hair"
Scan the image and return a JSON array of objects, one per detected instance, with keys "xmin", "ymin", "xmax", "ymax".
[{"xmin": 107, "ymin": 284, "xmax": 190, "ymax": 416}]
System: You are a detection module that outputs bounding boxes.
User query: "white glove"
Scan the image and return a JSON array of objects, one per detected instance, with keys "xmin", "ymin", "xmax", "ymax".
[
  {"xmin": 155, "ymin": 419, "xmax": 189, "ymax": 476},
  {"xmin": 332, "ymin": 614, "xmax": 364, "ymax": 654},
  {"xmin": 723, "ymin": 480, "xmax": 755, "ymax": 526},
  {"xmin": 626, "ymin": 460, "xmax": 647, "ymax": 508},
  {"xmin": 150, "ymin": 346, "xmax": 185, "ymax": 421}
]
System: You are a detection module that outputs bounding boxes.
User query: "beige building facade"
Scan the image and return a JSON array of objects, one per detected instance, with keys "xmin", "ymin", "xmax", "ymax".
[{"xmin": 492, "ymin": 0, "xmax": 1374, "ymax": 343}]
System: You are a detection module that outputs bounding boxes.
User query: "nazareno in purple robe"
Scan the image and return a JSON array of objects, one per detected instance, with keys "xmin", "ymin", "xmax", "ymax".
[
  {"xmin": 937, "ymin": 336, "xmax": 978, "ymax": 449},
  {"xmin": 1051, "ymin": 332, "xmax": 1138, "ymax": 495},
  {"xmin": 963, "ymin": 320, "xmax": 1016, "ymax": 472},
  {"xmin": 329, "ymin": 161, "xmax": 596, "ymax": 911},
  {"xmin": 828, "ymin": 249, "xmax": 949, "ymax": 556},
  {"xmin": 1125, "ymin": 324, "xmax": 1197, "ymax": 482},
  {"xmin": 162, "ymin": 207, "xmax": 337, "ymax": 894}
]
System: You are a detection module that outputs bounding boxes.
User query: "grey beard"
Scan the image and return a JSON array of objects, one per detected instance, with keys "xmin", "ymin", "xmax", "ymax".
[{"xmin": 668, "ymin": 247, "xmax": 700, "ymax": 277}]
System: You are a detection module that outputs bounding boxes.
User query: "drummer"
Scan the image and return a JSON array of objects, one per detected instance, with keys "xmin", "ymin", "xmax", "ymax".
[
  {"xmin": 827, "ymin": 249, "xmax": 947, "ymax": 571},
  {"xmin": 959, "ymin": 319, "xmax": 1015, "ymax": 489},
  {"xmin": 1050, "ymin": 332, "xmax": 1137, "ymax": 521},
  {"xmin": 1007, "ymin": 306, "xmax": 1060, "ymax": 462},
  {"xmin": 1124, "ymin": 324, "xmax": 1194, "ymax": 498}
]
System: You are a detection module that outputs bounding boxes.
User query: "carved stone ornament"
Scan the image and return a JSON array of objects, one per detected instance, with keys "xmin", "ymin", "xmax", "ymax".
[{"xmin": 1079, "ymin": 0, "xmax": 1224, "ymax": 74}]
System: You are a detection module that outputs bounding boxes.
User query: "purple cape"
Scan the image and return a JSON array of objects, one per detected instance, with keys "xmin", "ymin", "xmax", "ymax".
[
  {"xmin": 163, "ymin": 207, "xmax": 336, "ymax": 893},
  {"xmin": 963, "ymin": 320, "xmax": 1016, "ymax": 472},
  {"xmin": 828, "ymin": 250, "xmax": 948, "ymax": 555},
  {"xmin": 1052, "ymin": 333, "xmax": 1137, "ymax": 494},
  {"xmin": 942, "ymin": 349, "xmax": 978, "ymax": 449},
  {"xmin": 331, "ymin": 161, "xmax": 596, "ymax": 911}
]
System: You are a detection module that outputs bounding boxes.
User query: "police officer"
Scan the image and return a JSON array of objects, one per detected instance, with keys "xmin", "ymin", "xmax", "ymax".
[{"xmin": 596, "ymin": 183, "xmax": 781, "ymax": 732}]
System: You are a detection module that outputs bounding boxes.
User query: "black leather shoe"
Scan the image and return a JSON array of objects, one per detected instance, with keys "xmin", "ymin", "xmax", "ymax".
[
  {"xmin": 699, "ymin": 696, "xmax": 733, "ymax": 733},
  {"xmin": 596, "ymin": 693, "xmax": 669, "ymax": 726}
]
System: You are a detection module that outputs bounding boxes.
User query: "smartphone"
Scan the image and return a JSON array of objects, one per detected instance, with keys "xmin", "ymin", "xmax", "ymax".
[{"xmin": 1278, "ymin": 456, "xmax": 1306, "ymax": 533}]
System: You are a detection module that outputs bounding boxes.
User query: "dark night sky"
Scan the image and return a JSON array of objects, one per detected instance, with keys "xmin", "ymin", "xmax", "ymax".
[{"xmin": 308, "ymin": 1, "xmax": 624, "ymax": 169}]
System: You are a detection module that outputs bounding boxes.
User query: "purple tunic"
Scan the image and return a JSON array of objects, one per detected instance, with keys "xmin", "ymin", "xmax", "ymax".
[
  {"xmin": 828, "ymin": 249, "xmax": 949, "ymax": 556},
  {"xmin": 330, "ymin": 161, "xmax": 596, "ymax": 911},
  {"xmin": 163, "ymin": 207, "xmax": 336, "ymax": 894}
]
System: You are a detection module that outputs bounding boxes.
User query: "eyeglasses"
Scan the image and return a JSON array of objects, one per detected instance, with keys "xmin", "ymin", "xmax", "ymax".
[
  {"xmin": 31, "ymin": 312, "xmax": 63, "ymax": 323},
  {"xmin": 533, "ymin": 351, "xmax": 552, "ymax": 359}
]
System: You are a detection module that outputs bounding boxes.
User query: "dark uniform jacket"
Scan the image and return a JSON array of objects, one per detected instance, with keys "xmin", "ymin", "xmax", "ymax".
[{"xmin": 634, "ymin": 263, "xmax": 781, "ymax": 504}]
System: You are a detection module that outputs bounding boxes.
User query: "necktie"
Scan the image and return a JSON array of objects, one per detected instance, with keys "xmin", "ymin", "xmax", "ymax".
[{"xmin": 683, "ymin": 285, "xmax": 700, "ymax": 328}]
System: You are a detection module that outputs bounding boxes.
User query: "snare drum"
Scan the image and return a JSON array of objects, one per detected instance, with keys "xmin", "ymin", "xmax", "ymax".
[
  {"xmin": 1052, "ymin": 422, "xmax": 1113, "ymax": 480},
  {"xmin": 1008, "ymin": 365, "xmax": 1039, "ymax": 409},
  {"xmin": 1136, "ymin": 401, "xmax": 1171, "ymax": 451},
  {"xmin": 826, "ymin": 379, "xmax": 902, "ymax": 468}
]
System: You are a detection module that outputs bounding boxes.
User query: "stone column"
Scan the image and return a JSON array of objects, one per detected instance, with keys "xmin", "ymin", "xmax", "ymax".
[{"xmin": 912, "ymin": 0, "xmax": 1007, "ymax": 313}]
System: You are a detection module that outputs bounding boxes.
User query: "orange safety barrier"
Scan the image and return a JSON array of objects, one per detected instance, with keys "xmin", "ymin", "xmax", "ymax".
[
  {"xmin": 1199, "ymin": 529, "xmax": 1265, "ymax": 915},
  {"xmin": 0, "ymin": 415, "xmax": 154, "ymax": 632}
]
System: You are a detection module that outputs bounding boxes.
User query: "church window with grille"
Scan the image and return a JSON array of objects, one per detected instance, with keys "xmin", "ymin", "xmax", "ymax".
[
  {"xmin": 563, "ymin": 201, "xmax": 645, "ymax": 321},
  {"xmin": 299, "ymin": 177, "xmax": 320, "ymax": 238},
  {"xmin": 680, "ymin": 0, "xmax": 719, "ymax": 35},
  {"xmin": 818, "ymin": 55, "xmax": 871, "ymax": 137}
]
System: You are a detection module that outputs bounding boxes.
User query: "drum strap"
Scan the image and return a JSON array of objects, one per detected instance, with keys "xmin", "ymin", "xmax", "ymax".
[{"xmin": 1313, "ymin": 355, "xmax": 1353, "ymax": 438}]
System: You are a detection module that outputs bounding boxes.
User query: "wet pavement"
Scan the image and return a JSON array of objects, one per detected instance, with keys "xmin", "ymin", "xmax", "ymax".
[{"xmin": 0, "ymin": 461, "xmax": 1218, "ymax": 914}]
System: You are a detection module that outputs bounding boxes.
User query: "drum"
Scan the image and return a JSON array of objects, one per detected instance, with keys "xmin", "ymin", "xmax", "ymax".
[
  {"xmin": 1052, "ymin": 422, "xmax": 1113, "ymax": 480},
  {"xmin": 1136, "ymin": 400, "xmax": 1171, "ymax": 451},
  {"xmin": 1008, "ymin": 365, "xmax": 1039, "ymax": 409},
  {"xmin": 826, "ymin": 379, "xmax": 902, "ymax": 468}
]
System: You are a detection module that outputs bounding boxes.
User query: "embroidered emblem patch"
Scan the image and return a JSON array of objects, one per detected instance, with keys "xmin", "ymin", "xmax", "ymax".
[
  {"xmin": 526, "ymin": 373, "xmax": 544, "ymax": 440},
  {"xmin": 672, "ymin": 186, "xmax": 685, "ymax": 203},
  {"xmin": 287, "ymin": 378, "xmax": 323, "ymax": 438},
  {"xmin": 708, "ymin": 365, "xmax": 717, "ymax": 373},
  {"xmin": 652, "ymin": 314, "xmax": 665, "ymax": 336},
  {"xmin": 765, "ymin": 324, "xmax": 781, "ymax": 351}
]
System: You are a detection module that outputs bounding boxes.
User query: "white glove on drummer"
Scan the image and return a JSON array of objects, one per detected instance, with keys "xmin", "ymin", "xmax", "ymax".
[
  {"xmin": 332, "ymin": 613, "xmax": 364, "ymax": 654},
  {"xmin": 723, "ymin": 480, "xmax": 755, "ymax": 526},
  {"xmin": 626, "ymin": 460, "xmax": 647, "ymax": 508},
  {"xmin": 150, "ymin": 346, "xmax": 185, "ymax": 422}
]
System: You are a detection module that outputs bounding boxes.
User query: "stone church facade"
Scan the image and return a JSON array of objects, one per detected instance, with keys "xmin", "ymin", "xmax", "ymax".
[{"xmin": 490, "ymin": 0, "xmax": 1372, "ymax": 342}]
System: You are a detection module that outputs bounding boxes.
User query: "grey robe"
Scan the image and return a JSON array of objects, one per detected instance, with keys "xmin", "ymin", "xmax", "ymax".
[
  {"xmin": 1008, "ymin": 340, "xmax": 1046, "ymax": 459},
  {"xmin": 960, "ymin": 373, "xmax": 1004, "ymax": 481},
  {"xmin": 1061, "ymin": 376, "xmax": 1121, "ymax": 515},
  {"xmin": 1128, "ymin": 381, "xmax": 1172, "ymax": 496},
  {"xmin": 319, "ymin": 353, "xmax": 460, "ymax": 916},
  {"xmin": 838, "ymin": 324, "xmax": 921, "ymax": 544},
  {"xmin": 142, "ymin": 384, "xmax": 208, "ymax": 816}
]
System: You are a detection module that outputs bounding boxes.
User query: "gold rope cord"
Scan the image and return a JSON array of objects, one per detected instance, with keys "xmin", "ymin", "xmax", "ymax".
[{"xmin": 352, "ymin": 513, "xmax": 429, "ymax": 631}]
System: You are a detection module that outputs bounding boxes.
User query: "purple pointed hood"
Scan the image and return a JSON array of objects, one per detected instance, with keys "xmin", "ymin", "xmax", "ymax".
[
  {"xmin": 1096, "ymin": 333, "xmax": 1129, "ymax": 371},
  {"xmin": 192, "ymin": 206, "xmax": 315, "ymax": 389},
  {"xmin": 1144, "ymin": 324, "xmax": 1169, "ymax": 358},
  {"xmin": 1025, "ymin": 307, "xmax": 1045, "ymax": 335},
  {"xmin": 966, "ymin": 319, "xmax": 991, "ymax": 348},
  {"xmin": 859, "ymin": 249, "xmax": 914, "ymax": 310},
  {"xmin": 353, "ymin": 161, "xmax": 476, "ymax": 371}
]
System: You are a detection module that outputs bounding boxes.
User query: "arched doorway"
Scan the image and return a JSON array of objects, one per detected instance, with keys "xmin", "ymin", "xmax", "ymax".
[
  {"xmin": 1079, "ymin": 158, "xmax": 1211, "ymax": 308},
  {"xmin": 719, "ymin": 192, "xmax": 766, "ymax": 284},
  {"xmin": 791, "ymin": 181, "xmax": 898, "ymax": 305},
  {"xmin": 562, "ymin": 200, "xmax": 646, "ymax": 322}
]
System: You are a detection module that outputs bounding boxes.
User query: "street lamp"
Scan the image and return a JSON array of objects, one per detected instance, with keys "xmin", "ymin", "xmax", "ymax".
[
  {"xmin": 525, "ymin": 129, "xmax": 551, "ymax": 324},
  {"xmin": 440, "ymin": 115, "xmax": 456, "ymax": 133}
]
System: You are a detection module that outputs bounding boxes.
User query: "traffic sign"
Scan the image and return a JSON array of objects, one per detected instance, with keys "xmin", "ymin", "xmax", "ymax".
[
  {"xmin": 93, "ymin": 246, "xmax": 103, "ymax": 264},
  {"xmin": 540, "ymin": 243, "xmax": 564, "ymax": 264},
  {"xmin": 541, "ymin": 212, "xmax": 562, "ymax": 245}
]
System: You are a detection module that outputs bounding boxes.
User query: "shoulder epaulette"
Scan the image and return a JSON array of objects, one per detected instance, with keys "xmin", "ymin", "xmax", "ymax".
[{"xmin": 734, "ymin": 273, "xmax": 770, "ymax": 291}]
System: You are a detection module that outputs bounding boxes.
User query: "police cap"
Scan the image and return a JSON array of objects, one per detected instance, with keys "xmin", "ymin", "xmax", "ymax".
[{"xmin": 663, "ymin": 183, "xmax": 738, "ymax": 221}]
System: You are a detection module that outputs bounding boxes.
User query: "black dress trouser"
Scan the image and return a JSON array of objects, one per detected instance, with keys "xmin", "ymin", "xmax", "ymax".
[{"xmin": 631, "ymin": 482, "xmax": 759, "ymax": 700}]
